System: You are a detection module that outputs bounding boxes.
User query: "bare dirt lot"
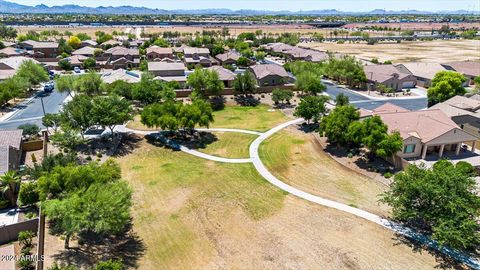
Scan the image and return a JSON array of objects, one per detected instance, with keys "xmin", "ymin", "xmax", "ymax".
[{"xmin": 302, "ymin": 39, "xmax": 480, "ymax": 63}]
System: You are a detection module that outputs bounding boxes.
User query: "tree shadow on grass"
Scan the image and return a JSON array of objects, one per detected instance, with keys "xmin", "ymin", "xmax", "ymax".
[
  {"xmin": 391, "ymin": 233, "xmax": 477, "ymax": 270},
  {"xmin": 145, "ymin": 131, "xmax": 218, "ymax": 151},
  {"xmin": 209, "ymin": 96, "xmax": 226, "ymax": 111},
  {"xmin": 50, "ymin": 222, "xmax": 145, "ymax": 269},
  {"xmin": 234, "ymin": 95, "xmax": 260, "ymax": 107}
]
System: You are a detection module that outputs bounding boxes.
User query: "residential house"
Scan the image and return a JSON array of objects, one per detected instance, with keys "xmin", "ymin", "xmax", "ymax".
[
  {"xmin": 215, "ymin": 51, "xmax": 241, "ymax": 66},
  {"xmin": 104, "ymin": 46, "xmax": 140, "ymax": 69},
  {"xmin": 183, "ymin": 47, "xmax": 218, "ymax": 67},
  {"xmin": 146, "ymin": 46, "xmax": 174, "ymax": 61},
  {"xmin": 263, "ymin": 43, "xmax": 328, "ymax": 62},
  {"xmin": 430, "ymin": 95, "xmax": 480, "ymax": 139},
  {"xmin": 72, "ymin": 46, "xmax": 96, "ymax": 57},
  {"xmin": 101, "ymin": 69, "xmax": 142, "ymax": 84},
  {"xmin": 442, "ymin": 61, "xmax": 480, "ymax": 86},
  {"xmin": 395, "ymin": 62, "xmax": 447, "ymax": 87},
  {"xmin": 99, "ymin": 39, "xmax": 121, "ymax": 48},
  {"xmin": 0, "ymin": 56, "xmax": 39, "ymax": 80},
  {"xmin": 18, "ymin": 40, "xmax": 59, "ymax": 58},
  {"xmin": 249, "ymin": 64, "xmax": 292, "ymax": 86},
  {"xmin": 80, "ymin": 39, "xmax": 98, "ymax": 48},
  {"xmin": 148, "ymin": 62, "xmax": 187, "ymax": 86},
  {"xmin": 0, "ymin": 47, "xmax": 27, "ymax": 58},
  {"xmin": 0, "ymin": 129, "xmax": 23, "ymax": 175},
  {"xmin": 361, "ymin": 103, "xmax": 478, "ymax": 167},
  {"xmin": 363, "ymin": 64, "xmax": 417, "ymax": 91},
  {"xmin": 207, "ymin": 66, "xmax": 236, "ymax": 88}
]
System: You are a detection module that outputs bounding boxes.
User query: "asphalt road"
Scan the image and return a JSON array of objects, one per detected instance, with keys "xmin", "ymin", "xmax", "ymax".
[
  {"xmin": 0, "ymin": 89, "xmax": 68, "ymax": 130},
  {"xmin": 323, "ymin": 82, "xmax": 428, "ymax": 111}
]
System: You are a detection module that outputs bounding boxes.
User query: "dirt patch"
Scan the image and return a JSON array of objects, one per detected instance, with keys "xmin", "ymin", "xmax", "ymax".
[{"xmin": 302, "ymin": 39, "xmax": 480, "ymax": 63}]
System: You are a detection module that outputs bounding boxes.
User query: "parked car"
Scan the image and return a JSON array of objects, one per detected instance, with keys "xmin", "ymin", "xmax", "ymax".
[
  {"xmin": 43, "ymin": 81, "xmax": 54, "ymax": 93},
  {"xmin": 74, "ymin": 67, "xmax": 81, "ymax": 73}
]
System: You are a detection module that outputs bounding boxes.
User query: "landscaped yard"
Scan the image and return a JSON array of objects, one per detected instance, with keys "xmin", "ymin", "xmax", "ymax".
[
  {"xmin": 109, "ymin": 138, "xmax": 442, "ymax": 269},
  {"xmin": 196, "ymin": 131, "xmax": 257, "ymax": 159},
  {"xmin": 126, "ymin": 104, "xmax": 290, "ymax": 133},
  {"xmin": 259, "ymin": 127, "xmax": 390, "ymax": 216}
]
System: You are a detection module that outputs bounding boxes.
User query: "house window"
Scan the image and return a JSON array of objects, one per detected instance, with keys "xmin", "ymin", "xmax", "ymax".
[{"xmin": 404, "ymin": 144, "xmax": 416, "ymax": 153}]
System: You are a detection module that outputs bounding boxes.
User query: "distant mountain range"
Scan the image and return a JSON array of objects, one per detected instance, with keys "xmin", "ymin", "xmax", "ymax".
[{"xmin": 0, "ymin": 0, "xmax": 477, "ymax": 15}]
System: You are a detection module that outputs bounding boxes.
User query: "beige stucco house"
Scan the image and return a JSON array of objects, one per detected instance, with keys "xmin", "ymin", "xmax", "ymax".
[{"xmin": 362, "ymin": 103, "xmax": 478, "ymax": 167}]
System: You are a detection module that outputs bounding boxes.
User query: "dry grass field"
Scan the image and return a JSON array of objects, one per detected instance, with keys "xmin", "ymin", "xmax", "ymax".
[
  {"xmin": 42, "ymin": 105, "xmax": 457, "ymax": 269},
  {"xmin": 302, "ymin": 39, "xmax": 480, "ymax": 63}
]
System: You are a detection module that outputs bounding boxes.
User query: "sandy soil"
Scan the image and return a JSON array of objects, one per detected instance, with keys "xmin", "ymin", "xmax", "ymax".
[{"xmin": 302, "ymin": 39, "xmax": 480, "ymax": 63}]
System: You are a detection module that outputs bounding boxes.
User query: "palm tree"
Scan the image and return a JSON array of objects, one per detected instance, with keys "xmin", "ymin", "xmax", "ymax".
[{"xmin": 0, "ymin": 171, "xmax": 20, "ymax": 206}]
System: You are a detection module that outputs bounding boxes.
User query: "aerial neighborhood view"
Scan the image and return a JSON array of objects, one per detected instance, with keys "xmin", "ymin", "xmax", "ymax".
[{"xmin": 0, "ymin": 0, "xmax": 480, "ymax": 269}]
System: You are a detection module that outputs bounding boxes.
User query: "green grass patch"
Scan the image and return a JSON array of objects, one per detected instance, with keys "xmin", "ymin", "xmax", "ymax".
[{"xmin": 196, "ymin": 131, "xmax": 257, "ymax": 159}]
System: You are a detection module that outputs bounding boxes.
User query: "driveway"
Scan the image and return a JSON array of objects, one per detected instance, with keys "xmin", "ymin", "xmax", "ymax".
[
  {"xmin": 323, "ymin": 81, "xmax": 428, "ymax": 111},
  {"xmin": 0, "ymin": 88, "xmax": 68, "ymax": 130}
]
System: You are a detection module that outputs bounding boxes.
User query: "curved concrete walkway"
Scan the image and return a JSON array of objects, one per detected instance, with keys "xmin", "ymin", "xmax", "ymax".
[
  {"xmin": 117, "ymin": 125, "xmax": 254, "ymax": 163},
  {"xmin": 119, "ymin": 122, "xmax": 480, "ymax": 268},
  {"xmin": 249, "ymin": 118, "xmax": 480, "ymax": 270}
]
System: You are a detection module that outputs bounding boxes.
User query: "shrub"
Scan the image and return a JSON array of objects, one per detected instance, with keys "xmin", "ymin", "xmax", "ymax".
[
  {"xmin": 18, "ymin": 124, "xmax": 40, "ymax": 136},
  {"xmin": 383, "ymin": 172, "xmax": 393, "ymax": 179},
  {"xmin": 18, "ymin": 231, "xmax": 35, "ymax": 248},
  {"xmin": 17, "ymin": 257, "xmax": 33, "ymax": 270},
  {"xmin": 456, "ymin": 161, "xmax": 476, "ymax": 176},
  {"xmin": 96, "ymin": 152, "xmax": 103, "ymax": 158},
  {"xmin": 347, "ymin": 153, "xmax": 353, "ymax": 158},
  {"xmin": 94, "ymin": 259, "xmax": 123, "ymax": 270},
  {"xmin": 0, "ymin": 199, "xmax": 9, "ymax": 209},
  {"xmin": 18, "ymin": 182, "xmax": 39, "ymax": 207},
  {"xmin": 31, "ymin": 153, "xmax": 37, "ymax": 163}
]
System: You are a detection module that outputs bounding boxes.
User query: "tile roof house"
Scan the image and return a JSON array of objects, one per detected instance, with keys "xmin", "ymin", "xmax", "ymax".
[
  {"xmin": 249, "ymin": 64, "xmax": 292, "ymax": 86},
  {"xmin": 104, "ymin": 46, "xmax": 140, "ymax": 69},
  {"xmin": 395, "ymin": 62, "xmax": 447, "ymax": 87},
  {"xmin": 263, "ymin": 43, "xmax": 329, "ymax": 62},
  {"xmin": 362, "ymin": 103, "xmax": 478, "ymax": 165},
  {"xmin": 207, "ymin": 66, "xmax": 236, "ymax": 87},
  {"xmin": 0, "ymin": 56, "xmax": 39, "ymax": 80},
  {"xmin": 0, "ymin": 47, "xmax": 27, "ymax": 58},
  {"xmin": 72, "ymin": 46, "xmax": 96, "ymax": 57},
  {"xmin": 0, "ymin": 129, "xmax": 23, "ymax": 175},
  {"xmin": 18, "ymin": 40, "xmax": 59, "ymax": 58},
  {"xmin": 80, "ymin": 39, "xmax": 98, "ymax": 47},
  {"xmin": 183, "ymin": 47, "xmax": 218, "ymax": 67},
  {"xmin": 146, "ymin": 46, "xmax": 174, "ymax": 61},
  {"xmin": 215, "ymin": 51, "xmax": 241, "ymax": 65},
  {"xmin": 101, "ymin": 69, "xmax": 142, "ymax": 84},
  {"xmin": 364, "ymin": 64, "xmax": 417, "ymax": 91},
  {"xmin": 148, "ymin": 62, "xmax": 186, "ymax": 86},
  {"xmin": 442, "ymin": 61, "xmax": 480, "ymax": 85},
  {"xmin": 430, "ymin": 95, "xmax": 480, "ymax": 139}
]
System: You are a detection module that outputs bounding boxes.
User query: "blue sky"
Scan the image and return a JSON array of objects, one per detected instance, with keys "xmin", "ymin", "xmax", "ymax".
[{"xmin": 7, "ymin": 0, "xmax": 480, "ymax": 12}]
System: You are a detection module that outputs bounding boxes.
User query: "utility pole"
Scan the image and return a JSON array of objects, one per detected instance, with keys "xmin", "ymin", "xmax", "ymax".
[{"xmin": 40, "ymin": 96, "xmax": 46, "ymax": 116}]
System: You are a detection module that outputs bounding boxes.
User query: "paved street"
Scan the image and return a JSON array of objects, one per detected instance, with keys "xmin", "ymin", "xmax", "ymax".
[
  {"xmin": 0, "ymin": 89, "xmax": 68, "ymax": 130},
  {"xmin": 323, "ymin": 81, "xmax": 428, "ymax": 111}
]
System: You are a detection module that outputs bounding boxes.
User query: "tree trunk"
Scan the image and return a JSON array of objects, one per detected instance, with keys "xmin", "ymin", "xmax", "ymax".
[{"xmin": 64, "ymin": 234, "xmax": 71, "ymax": 249}]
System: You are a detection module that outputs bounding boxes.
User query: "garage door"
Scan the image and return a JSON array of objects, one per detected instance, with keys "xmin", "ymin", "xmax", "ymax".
[{"xmin": 402, "ymin": 81, "xmax": 415, "ymax": 88}]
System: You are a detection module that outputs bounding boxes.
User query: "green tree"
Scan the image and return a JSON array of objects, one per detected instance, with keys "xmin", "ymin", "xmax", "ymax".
[
  {"xmin": 255, "ymin": 51, "xmax": 266, "ymax": 61},
  {"xmin": 58, "ymin": 59, "xmax": 72, "ymax": 71},
  {"xmin": 43, "ymin": 180, "xmax": 131, "ymax": 249},
  {"xmin": 295, "ymin": 72, "xmax": 326, "ymax": 96},
  {"xmin": 0, "ymin": 171, "xmax": 20, "ymax": 206},
  {"xmin": 381, "ymin": 160, "xmax": 480, "ymax": 250},
  {"xmin": 18, "ymin": 123, "xmax": 40, "ymax": 136},
  {"xmin": 133, "ymin": 72, "xmax": 168, "ymax": 105},
  {"xmin": 92, "ymin": 95, "xmax": 133, "ymax": 136},
  {"xmin": 49, "ymin": 128, "xmax": 85, "ymax": 153},
  {"xmin": 187, "ymin": 68, "xmax": 224, "ymax": 98},
  {"xmin": 55, "ymin": 75, "xmax": 76, "ymax": 97},
  {"xmin": 18, "ymin": 182, "xmax": 39, "ymax": 207},
  {"xmin": 427, "ymin": 71, "xmax": 466, "ymax": 106},
  {"xmin": 335, "ymin": 93, "xmax": 349, "ymax": 106},
  {"xmin": 16, "ymin": 60, "xmax": 48, "ymax": 86},
  {"xmin": 236, "ymin": 56, "xmax": 249, "ymax": 67},
  {"xmin": 1, "ymin": 75, "xmax": 31, "ymax": 101},
  {"xmin": 271, "ymin": 88, "xmax": 294, "ymax": 105},
  {"xmin": 82, "ymin": 57, "xmax": 96, "ymax": 70},
  {"xmin": 294, "ymin": 95, "xmax": 330, "ymax": 123},
  {"xmin": 74, "ymin": 71, "xmax": 103, "ymax": 96},
  {"xmin": 233, "ymin": 71, "xmax": 256, "ymax": 96},
  {"xmin": 320, "ymin": 105, "xmax": 359, "ymax": 144},
  {"xmin": 141, "ymin": 101, "xmax": 180, "ymax": 131},
  {"xmin": 60, "ymin": 95, "xmax": 94, "ymax": 138}
]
